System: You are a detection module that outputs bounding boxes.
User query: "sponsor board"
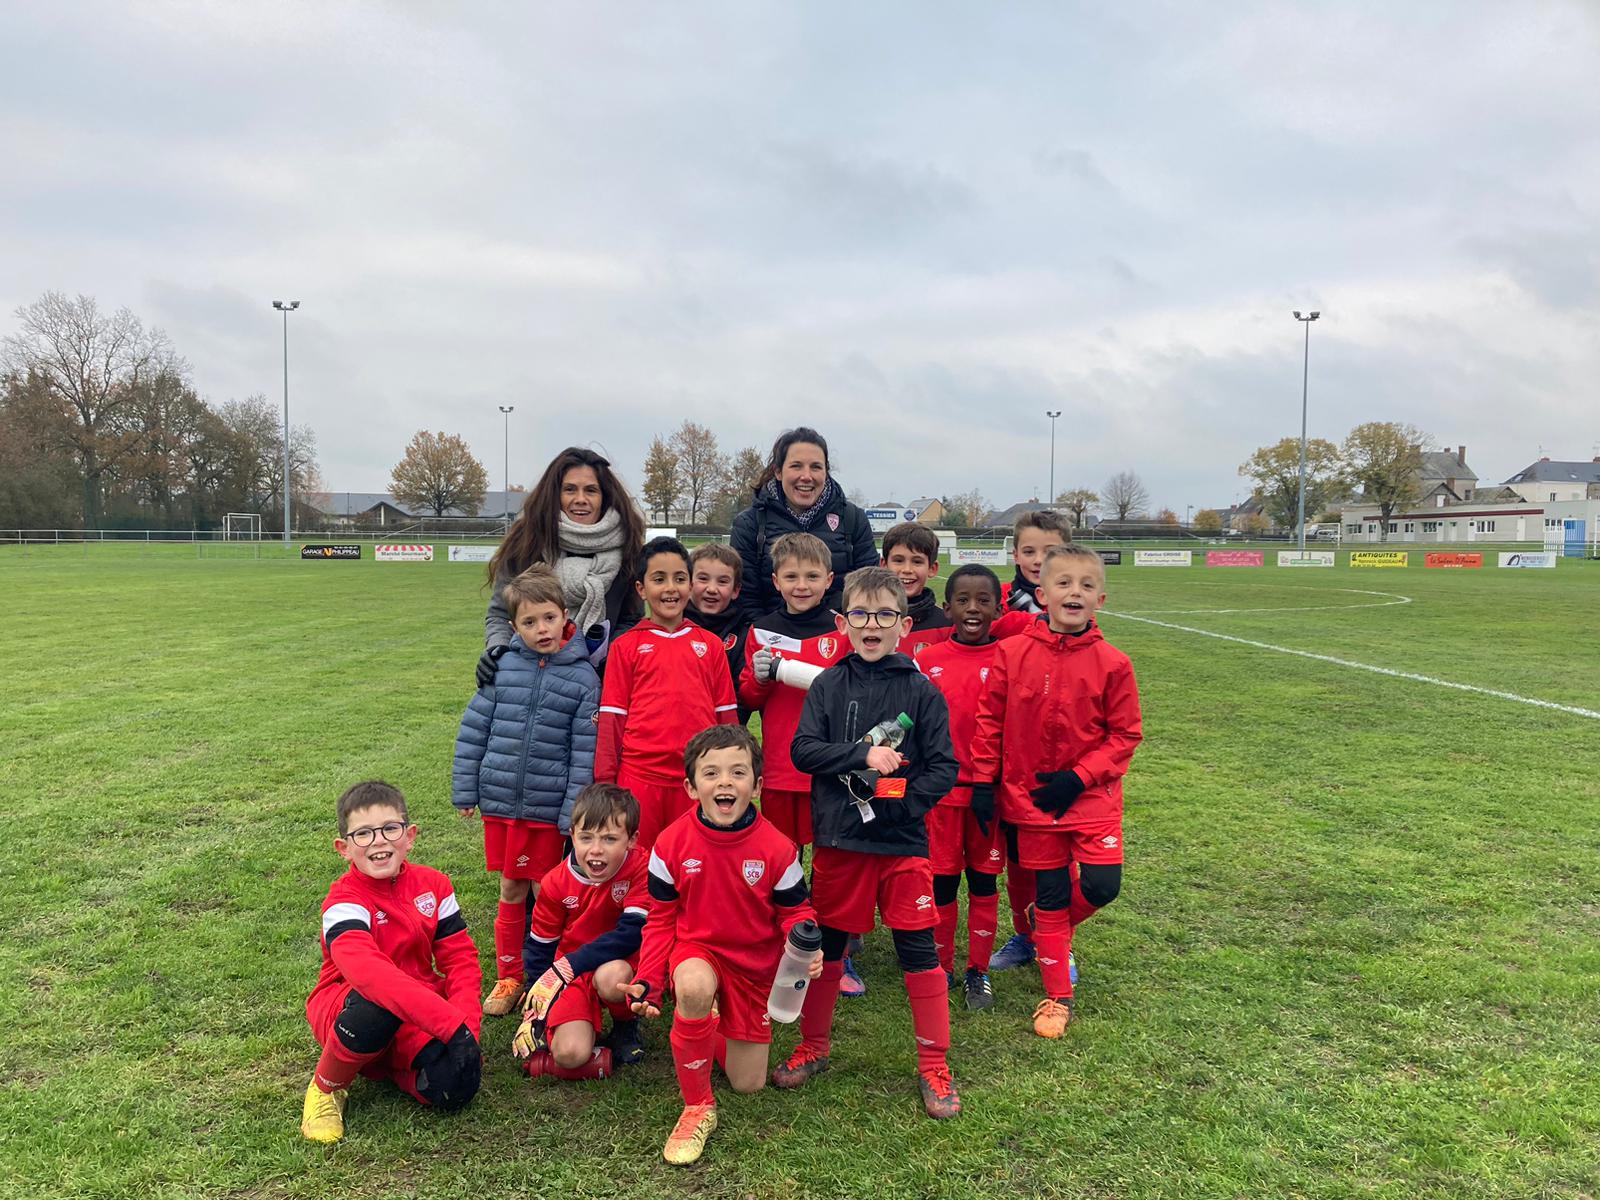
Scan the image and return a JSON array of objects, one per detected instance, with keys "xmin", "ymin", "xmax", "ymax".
[
  {"xmin": 375, "ymin": 543, "xmax": 434, "ymax": 562},
  {"xmin": 1098, "ymin": 550, "xmax": 1122, "ymax": 566},
  {"xmin": 865, "ymin": 508, "xmax": 904, "ymax": 533},
  {"xmin": 1206, "ymin": 550, "xmax": 1264, "ymax": 567},
  {"xmin": 447, "ymin": 545, "xmax": 495, "ymax": 563},
  {"xmin": 934, "ymin": 529, "xmax": 957, "ymax": 554},
  {"xmin": 1277, "ymin": 551, "xmax": 1335, "ymax": 567},
  {"xmin": 1425, "ymin": 552, "xmax": 1482, "ymax": 569},
  {"xmin": 644, "ymin": 527, "xmax": 677, "ymax": 541},
  {"xmin": 301, "ymin": 544, "xmax": 361, "ymax": 560},
  {"xmin": 1134, "ymin": 550, "xmax": 1192, "ymax": 567},
  {"xmin": 1350, "ymin": 551, "xmax": 1408, "ymax": 568},
  {"xmin": 1498, "ymin": 551, "xmax": 1556, "ymax": 569},
  {"xmin": 950, "ymin": 547, "xmax": 1007, "ymax": 566}
]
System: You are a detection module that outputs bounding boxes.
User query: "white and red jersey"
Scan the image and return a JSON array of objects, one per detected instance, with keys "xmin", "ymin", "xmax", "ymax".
[
  {"xmin": 903, "ymin": 608, "xmax": 1039, "ymax": 658},
  {"xmin": 634, "ymin": 809, "xmax": 814, "ymax": 997},
  {"xmin": 596, "ymin": 619, "xmax": 738, "ymax": 785},
  {"xmin": 739, "ymin": 604, "xmax": 844, "ymax": 791},
  {"xmin": 308, "ymin": 862, "xmax": 482, "ymax": 1043},
  {"xmin": 528, "ymin": 847, "xmax": 650, "ymax": 958},
  {"xmin": 915, "ymin": 636, "xmax": 1004, "ymax": 808},
  {"xmin": 969, "ymin": 620, "xmax": 1143, "ymax": 832}
]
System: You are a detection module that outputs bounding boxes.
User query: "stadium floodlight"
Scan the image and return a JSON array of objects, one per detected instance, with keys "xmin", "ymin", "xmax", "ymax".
[
  {"xmin": 1293, "ymin": 310, "xmax": 1322, "ymax": 554},
  {"xmin": 1046, "ymin": 410, "xmax": 1063, "ymax": 506},
  {"xmin": 272, "ymin": 300, "xmax": 301, "ymax": 548},
  {"xmin": 498, "ymin": 405, "xmax": 515, "ymax": 524}
]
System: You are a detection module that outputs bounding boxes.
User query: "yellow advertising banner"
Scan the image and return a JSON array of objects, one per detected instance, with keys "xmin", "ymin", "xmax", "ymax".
[{"xmin": 1350, "ymin": 551, "xmax": 1409, "ymax": 568}]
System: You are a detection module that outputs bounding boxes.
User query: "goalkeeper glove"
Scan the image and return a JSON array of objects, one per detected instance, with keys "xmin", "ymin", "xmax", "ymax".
[
  {"xmin": 968, "ymin": 783, "xmax": 996, "ymax": 837},
  {"xmin": 522, "ymin": 955, "xmax": 576, "ymax": 1022},
  {"xmin": 752, "ymin": 646, "xmax": 779, "ymax": 683},
  {"xmin": 1030, "ymin": 770, "xmax": 1086, "ymax": 819}
]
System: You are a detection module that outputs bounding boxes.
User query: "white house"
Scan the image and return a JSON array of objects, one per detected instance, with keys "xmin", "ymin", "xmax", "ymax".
[{"xmin": 1502, "ymin": 457, "xmax": 1600, "ymax": 504}]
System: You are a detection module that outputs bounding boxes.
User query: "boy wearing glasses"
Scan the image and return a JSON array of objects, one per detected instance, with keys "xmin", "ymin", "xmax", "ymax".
[
  {"xmin": 302, "ymin": 781, "xmax": 484, "ymax": 1143},
  {"xmin": 781, "ymin": 567, "xmax": 961, "ymax": 1119}
]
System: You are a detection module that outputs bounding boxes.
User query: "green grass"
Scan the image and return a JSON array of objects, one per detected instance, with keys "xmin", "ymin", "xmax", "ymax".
[{"xmin": 3, "ymin": 545, "xmax": 1598, "ymax": 1199}]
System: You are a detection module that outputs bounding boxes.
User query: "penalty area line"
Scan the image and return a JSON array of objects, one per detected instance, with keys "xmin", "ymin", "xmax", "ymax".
[{"xmin": 1102, "ymin": 610, "xmax": 1600, "ymax": 723}]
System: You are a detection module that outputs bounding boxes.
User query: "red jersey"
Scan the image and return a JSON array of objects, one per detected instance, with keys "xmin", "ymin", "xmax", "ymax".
[
  {"xmin": 634, "ymin": 809, "xmax": 814, "ymax": 996},
  {"xmin": 969, "ymin": 619, "xmax": 1142, "ymax": 832},
  {"xmin": 739, "ymin": 604, "xmax": 844, "ymax": 790},
  {"xmin": 915, "ymin": 636, "xmax": 1003, "ymax": 808},
  {"xmin": 528, "ymin": 847, "xmax": 651, "ymax": 958},
  {"xmin": 904, "ymin": 608, "xmax": 1038, "ymax": 656},
  {"xmin": 308, "ymin": 862, "xmax": 482, "ymax": 1043},
  {"xmin": 596, "ymin": 619, "xmax": 738, "ymax": 785}
]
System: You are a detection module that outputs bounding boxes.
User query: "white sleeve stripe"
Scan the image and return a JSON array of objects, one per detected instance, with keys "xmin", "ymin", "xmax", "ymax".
[
  {"xmin": 599, "ymin": 705, "xmax": 628, "ymax": 715},
  {"xmin": 322, "ymin": 902, "xmax": 370, "ymax": 935},
  {"xmin": 647, "ymin": 848, "xmax": 674, "ymax": 884},
  {"xmin": 714, "ymin": 703, "xmax": 738, "ymax": 712},
  {"xmin": 623, "ymin": 904, "xmax": 649, "ymax": 917},
  {"xmin": 776, "ymin": 858, "xmax": 804, "ymax": 890},
  {"xmin": 437, "ymin": 893, "xmax": 460, "ymax": 920},
  {"xmin": 529, "ymin": 933, "xmax": 558, "ymax": 944}
]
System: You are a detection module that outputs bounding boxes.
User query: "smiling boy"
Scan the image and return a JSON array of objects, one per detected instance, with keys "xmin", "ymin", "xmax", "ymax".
[
  {"xmin": 881, "ymin": 522, "xmax": 952, "ymax": 658},
  {"xmin": 687, "ymin": 543, "xmax": 750, "ymax": 696}
]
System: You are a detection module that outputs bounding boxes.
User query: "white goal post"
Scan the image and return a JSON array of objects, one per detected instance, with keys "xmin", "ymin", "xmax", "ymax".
[{"xmin": 224, "ymin": 513, "xmax": 262, "ymax": 541}]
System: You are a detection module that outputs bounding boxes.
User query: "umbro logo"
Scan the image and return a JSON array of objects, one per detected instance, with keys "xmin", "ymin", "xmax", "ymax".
[
  {"xmin": 374, "ymin": 910, "xmax": 388, "ymax": 925},
  {"xmin": 562, "ymin": 895, "xmax": 580, "ymax": 908},
  {"xmin": 682, "ymin": 858, "xmax": 703, "ymax": 875},
  {"xmin": 683, "ymin": 1059, "xmax": 707, "ymax": 1070},
  {"xmin": 915, "ymin": 894, "xmax": 932, "ymax": 909},
  {"xmin": 515, "ymin": 854, "xmax": 529, "ymax": 867},
  {"xmin": 638, "ymin": 643, "xmax": 655, "ymax": 655},
  {"xmin": 1039, "ymin": 955, "xmax": 1059, "ymax": 965},
  {"xmin": 1101, "ymin": 835, "xmax": 1119, "ymax": 848}
]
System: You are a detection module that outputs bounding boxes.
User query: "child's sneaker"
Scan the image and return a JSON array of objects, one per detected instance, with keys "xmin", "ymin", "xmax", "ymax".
[
  {"xmin": 991, "ymin": 934, "xmax": 1035, "ymax": 971},
  {"xmin": 482, "ymin": 977, "xmax": 525, "ymax": 1017},
  {"xmin": 919, "ymin": 1066, "xmax": 962, "ymax": 1119},
  {"xmin": 945, "ymin": 969, "xmax": 957, "ymax": 991},
  {"xmin": 300, "ymin": 1079, "xmax": 347, "ymax": 1143},
  {"xmin": 604, "ymin": 1018, "xmax": 645, "ymax": 1067},
  {"xmin": 1069, "ymin": 950, "xmax": 1079, "ymax": 986},
  {"xmin": 1032, "ymin": 997, "xmax": 1072, "ymax": 1039},
  {"xmin": 662, "ymin": 1103, "xmax": 718, "ymax": 1165},
  {"xmin": 839, "ymin": 956, "xmax": 867, "ymax": 997},
  {"xmin": 771, "ymin": 1044, "xmax": 830, "ymax": 1089},
  {"xmin": 963, "ymin": 968, "xmax": 995, "ymax": 1011}
]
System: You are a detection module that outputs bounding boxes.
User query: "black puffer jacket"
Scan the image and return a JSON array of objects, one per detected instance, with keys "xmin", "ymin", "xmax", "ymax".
[
  {"xmin": 790, "ymin": 652, "xmax": 957, "ymax": 857},
  {"xmin": 729, "ymin": 482, "xmax": 878, "ymax": 621}
]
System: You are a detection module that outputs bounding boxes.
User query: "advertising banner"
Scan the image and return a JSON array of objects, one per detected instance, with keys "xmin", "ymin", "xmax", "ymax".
[
  {"xmin": 447, "ymin": 545, "xmax": 495, "ymax": 563},
  {"xmin": 950, "ymin": 547, "xmax": 1007, "ymax": 566},
  {"xmin": 1277, "ymin": 551, "xmax": 1335, "ymax": 567},
  {"xmin": 1205, "ymin": 550, "xmax": 1264, "ymax": 567},
  {"xmin": 865, "ymin": 508, "xmax": 906, "ymax": 533},
  {"xmin": 1425, "ymin": 552, "xmax": 1482, "ymax": 569},
  {"xmin": 300, "ymin": 544, "xmax": 361, "ymax": 560},
  {"xmin": 1350, "ymin": 551, "xmax": 1408, "ymax": 568},
  {"xmin": 1134, "ymin": 550, "xmax": 1192, "ymax": 567},
  {"xmin": 1098, "ymin": 550, "xmax": 1122, "ymax": 566},
  {"xmin": 1498, "ymin": 551, "xmax": 1557, "ymax": 569},
  {"xmin": 644, "ymin": 527, "xmax": 678, "ymax": 541},
  {"xmin": 375, "ymin": 544, "xmax": 434, "ymax": 562}
]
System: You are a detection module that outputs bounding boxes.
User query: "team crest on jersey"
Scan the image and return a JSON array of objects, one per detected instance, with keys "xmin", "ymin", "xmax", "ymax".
[
  {"xmin": 723, "ymin": 633, "xmax": 736, "ymax": 649},
  {"xmin": 742, "ymin": 859, "xmax": 765, "ymax": 886},
  {"xmin": 817, "ymin": 637, "xmax": 837, "ymax": 659},
  {"xmin": 691, "ymin": 641, "xmax": 708, "ymax": 658},
  {"xmin": 611, "ymin": 880, "xmax": 631, "ymax": 904},
  {"xmin": 826, "ymin": 514, "xmax": 840, "ymax": 531},
  {"xmin": 980, "ymin": 667, "xmax": 990, "ymax": 682},
  {"xmin": 413, "ymin": 891, "xmax": 437, "ymax": 918}
]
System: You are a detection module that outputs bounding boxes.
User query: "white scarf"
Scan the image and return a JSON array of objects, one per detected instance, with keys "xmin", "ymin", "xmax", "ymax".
[{"xmin": 555, "ymin": 508, "xmax": 626, "ymax": 633}]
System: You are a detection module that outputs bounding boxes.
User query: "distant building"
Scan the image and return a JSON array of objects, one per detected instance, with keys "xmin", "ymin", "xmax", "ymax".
[
  {"xmin": 1415, "ymin": 446, "xmax": 1479, "ymax": 507},
  {"xmin": 980, "ymin": 501, "xmax": 1061, "ymax": 530},
  {"xmin": 310, "ymin": 490, "xmax": 525, "ymax": 525},
  {"xmin": 1502, "ymin": 456, "xmax": 1600, "ymax": 503}
]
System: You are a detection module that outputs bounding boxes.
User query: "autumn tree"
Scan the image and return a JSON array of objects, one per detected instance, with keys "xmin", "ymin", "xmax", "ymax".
[
  {"xmin": 1343, "ymin": 422, "xmax": 1427, "ymax": 542},
  {"xmin": 1194, "ymin": 508, "xmax": 1223, "ymax": 533},
  {"xmin": 945, "ymin": 488, "xmax": 990, "ymax": 527},
  {"xmin": 669, "ymin": 420, "xmax": 728, "ymax": 523},
  {"xmin": 1102, "ymin": 471, "xmax": 1150, "ymax": 521},
  {"xmin": 1234, "ymin": 512, "xmax": 1271, "ymax": 537},
  {"xmin": 1238, "ymin": 436, "xmax": 1345, "ymax": 532},
  {"xmin": 1156, "ymin": 507, "xmax": 1180, "ymax": 525},
  {"xmin": 706, "ymin": 444, "xmax": 764, "ymax": 527},
  {"xmin": 640, "ymin": 436, "xmax": 681, "ymax": 523},
  {"xmin": 0, "ymin": 369, "xmax": 79, "ymax": 527},
  {"xmin": 1055, "ymin": 487, "xmax": 1098, "ymax": 529},
  {"xmin": 390, "ymin": 430, "xmax": 489, "ymax": 517}
]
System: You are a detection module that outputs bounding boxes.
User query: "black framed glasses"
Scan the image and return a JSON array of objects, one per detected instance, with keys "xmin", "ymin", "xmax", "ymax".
[
  {"xmin": 344, "ymin": 821, "xmax": 409, "ymax": 847},
  {"xmin": 841, "ymin": 608, "xmax": 906, "ymax": 629}
]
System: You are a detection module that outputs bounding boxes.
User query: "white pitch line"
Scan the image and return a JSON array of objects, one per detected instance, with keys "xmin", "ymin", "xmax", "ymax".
[
  {"xmin": 1101, "ymin": 610, "xmax": 1600, "ymax": 722},
  {"xmin": 1119, "ymin": 587, "xmax": 1414, "ymax": 617}
]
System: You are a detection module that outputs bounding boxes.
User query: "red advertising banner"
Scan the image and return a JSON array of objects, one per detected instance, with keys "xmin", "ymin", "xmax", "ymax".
[
  {"xmin": 1205, "ymin": 550, "xmax": 1264, "ymax": 567},
  {"xmin": 1425, "ymin": 552, "xmax": 1482, "ymax": 569}
]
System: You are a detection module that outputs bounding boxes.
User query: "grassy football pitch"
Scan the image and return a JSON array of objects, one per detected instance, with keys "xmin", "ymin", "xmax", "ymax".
[{"xmin": 2, "ymin": 545, "xmax": 1597, "ymax": 1200}]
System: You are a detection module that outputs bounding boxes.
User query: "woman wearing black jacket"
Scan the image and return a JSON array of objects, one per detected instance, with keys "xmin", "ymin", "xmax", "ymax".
[{"xmin": 728, "ymin": 427, "xmax": 878, "ymax": 621}]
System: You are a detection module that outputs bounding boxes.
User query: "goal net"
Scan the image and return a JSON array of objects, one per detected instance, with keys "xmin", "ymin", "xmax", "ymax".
[{"xmin": 224, "ymin": 513, "xmax": 262, "ymax": 541}]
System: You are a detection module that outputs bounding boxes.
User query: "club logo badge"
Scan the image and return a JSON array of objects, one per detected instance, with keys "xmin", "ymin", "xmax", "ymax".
[
  {"xmin": 742, "ymin": 859, "xmax": 765, "ymax": 886},
  {"xmin": 691, "ymin": 641, "xmax": 708, "ymax": 658},
  {"xmin": 827, "ymin": 514, "xmax": 840, "ymax": 531},
  {"xmin": 980, "ymin": 667, "xmax": 990, "ymax": 682},
  {"xmin": 413, "ymin": 892, "xmax": 437, "ymax": 918},
  {"xmin": 818, "ymin": 637, "xmax": 836, "ymax": 659},
  {"xmin": 611, "ymin": 880, "xmax": 631, "ymax": 904},
  {"xmin": 723, "ymin": 633, "xmax": 737, "ymax": 649}
]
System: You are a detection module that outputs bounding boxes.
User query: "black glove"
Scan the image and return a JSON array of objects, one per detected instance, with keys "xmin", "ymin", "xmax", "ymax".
[
  {"xmin": 968, "ymin": 783, "xmax": 996, "ymax": 837},
  {"xmin": 475, "ymin": 644, "xmax": 508, "ymax": 688},
  {"xmin": 1030, "ymin": 770, "xmax": 1085, "ymax": 819},
  {"xmin": 446, "ymin": 1023, "xmax": 481, "ymax": 1089},
  {"xmin": 412, "ymin": 1024, "xmax": 481, "ymax": 1111}
]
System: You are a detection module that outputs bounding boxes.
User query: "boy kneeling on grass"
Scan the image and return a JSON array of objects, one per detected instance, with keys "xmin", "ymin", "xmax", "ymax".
[{"xmin": 302, "ymin": 781, "xmax": 483, "ymax": 1143}]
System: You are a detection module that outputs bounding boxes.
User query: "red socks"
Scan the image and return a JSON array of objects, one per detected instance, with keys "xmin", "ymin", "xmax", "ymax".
[
  {"xmin": 903, "ymin": 969, "xmax": 951, "ymax": 1074},
  {"xmin": 1069, "ymin": 877, "xmax": 1099, "ymax": 928},
  {"xmin": 494, "ymin": 901, "xmax": 525, "ymax": 980},
  {"xmin": 934, "ymin": 902, "xmax": 959, "ymax": 975},
  {"xmin": 670, "ymin": 1012, "xmax": 718, "ymax": 1107},
  {"xmin": 1034, "ymin": 906, "xmax": 1074, "ymax": 1000},
  {"xmin": 1007, "ymin": 861, "xmax": 1036, "ymax": 937},
  {"xmin": 314, "ymin": 1040, "xmax": 380, "ymax": 1093},
  {"xmin": 967, "ymin": 892, "xmax": 1000, "ymax": 972},
  {"xmin": 798, "ymin": 959, "xmax": 844, "ymax": 1056}
]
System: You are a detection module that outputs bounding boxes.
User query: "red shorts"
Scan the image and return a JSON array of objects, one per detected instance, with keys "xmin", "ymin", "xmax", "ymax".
[
  {"xmin": 1014, "ymin": 817, "xmax": 1125, "ymax": 870},
  {"xmin": 669, "ymin": 942, "xmax": 773, "ymax": 1044},
  {"xmin": 621, "ymin": 772, "xmax": 693, "ymax": 852},
  {"xmin": 810, "ymin": 848, "xmax": 936, "ymax": 934},
  {"xmin": 760, "ymin": 787, "xmax": 812, "ymax": 847},
  {"xmin": 482, "ymin": 816, "xmax": 565, "ymax": 881},
  {"xmin": 926, "ymin": 803, "xmax": 1004, "ymax": 877},
  {"xmin": 545, "ymin": 972, "xmax": 632, "ymax": 1033}
]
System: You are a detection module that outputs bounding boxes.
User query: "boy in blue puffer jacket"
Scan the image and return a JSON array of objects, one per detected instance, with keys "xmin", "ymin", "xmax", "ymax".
[{"xmin": 453, "ymin": 566, "xmax": 600, "ymax": 1017}]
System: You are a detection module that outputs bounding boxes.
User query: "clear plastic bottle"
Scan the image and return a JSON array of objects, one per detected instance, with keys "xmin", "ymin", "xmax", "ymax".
[
  {"xmin": 767, "ymin": 920, "xmax": 823, "ymax": 1023},
  {"xmin": 843, "ymin": 713, "xmax": 915, "ymax": 823}
]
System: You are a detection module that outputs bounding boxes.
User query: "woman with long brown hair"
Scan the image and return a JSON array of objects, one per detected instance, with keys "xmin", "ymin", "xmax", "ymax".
[{"xmin": 476, "ymin": 447, "xmax": 645, "ymax": 686}]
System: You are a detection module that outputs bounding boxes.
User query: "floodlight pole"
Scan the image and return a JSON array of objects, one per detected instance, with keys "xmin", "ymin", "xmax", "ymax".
[
  {"xmin": 1046, "ymin": 410, "xmax": 1062, "ymax": 504},
  {"xmin": 272, "ymin": 300, "xmax": 300, "ymax": 547},
  {"xmin": 498, "ymin": 405, "xmax": 515, "ymax": 524},
  {"xmin": 1292, "ymin": 310, "xmax": 1320, "ymax": 554}
]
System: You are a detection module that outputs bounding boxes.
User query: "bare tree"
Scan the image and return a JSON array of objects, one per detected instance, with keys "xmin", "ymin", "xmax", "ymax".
[
  {"xmin": 1102, "ymin": 471, "xmax": 1150, "ymax": 520},
  {"xmin": 390, "ymin": 431, "xmax": 489, "ymax": 517},
  {"xmin": 706, "ymin": 444, "xmax": 765, "ymax": 527},
  {"xmin": 945, "ymin": 488, "xmax": 990, "ymax": 527},
  {"xmin": 669, "ymin": 420, "xmax": 728, "ymax": 523},
  {"xmin": 640, "ymin": 436, "xmax": 681, "ymax": 523},
  {"xmin": 1055, "ymin": 487, "xmax": 1099, "ymax": 529}
]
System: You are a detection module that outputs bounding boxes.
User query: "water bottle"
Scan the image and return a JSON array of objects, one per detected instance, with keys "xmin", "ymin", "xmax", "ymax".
[
  {"xmin": 843, "ymin": 713, "xmax": 915, "ymax": 823},
  {"xmin": 767, "ymin": 920, "xmax": 823, "ymax": 1023}
]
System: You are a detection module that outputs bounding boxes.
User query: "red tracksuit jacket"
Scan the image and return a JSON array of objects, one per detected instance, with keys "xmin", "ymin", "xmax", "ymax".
[
  {"xmin": 969, "ymin": 620, "xmax": 1142, "ymax": 831},
  {"xmin": 914, "ymin": 636, "xmax": 1003, "ymax": 808},
  {"xmin": 738, "ymin": 604, "xmax": 845, "ymax": 791}
]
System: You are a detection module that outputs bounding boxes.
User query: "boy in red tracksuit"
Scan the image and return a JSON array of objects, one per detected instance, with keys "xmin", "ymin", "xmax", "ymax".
[
  {"xmin": 882, "ymin": 522, "xmax": 953, "ymax": 659},
  {"xmin": 625, "ymin": 725, "xmax": 821, "ymax": 1166},
  {"xmin": 970, "ymin": 544, "xmax": 1142, "ymax": 1039},
  {"xmin": 914, "ymin": 564, "xmax": 1006, "ymax": 1012},
  {"xmin": 739, "ymin": 531, "xmax": 842, "ymax": 848},
  {"xmin": 302, "ymin": 781, "xmax": 483, "ymax": 1143},
  {"xmin": 511, "ymin": 784, "xmax": 651, "ymax": 1081},
  {"xmin": 597, "ymin": 537, "xmax": 738, "ymax": 850}
]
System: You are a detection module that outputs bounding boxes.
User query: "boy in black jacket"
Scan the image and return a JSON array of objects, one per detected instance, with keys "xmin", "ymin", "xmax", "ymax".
[{"xmin": 779, "ymin": 567, "xmax": 961, "ymax": 1119}]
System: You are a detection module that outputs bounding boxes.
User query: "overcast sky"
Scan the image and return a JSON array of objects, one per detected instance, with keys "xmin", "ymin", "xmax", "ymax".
[{"xmin": 4, "ymin": 2, "xmax": 1597, "ymax": 514}]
